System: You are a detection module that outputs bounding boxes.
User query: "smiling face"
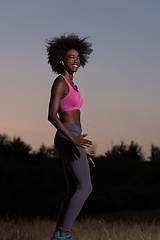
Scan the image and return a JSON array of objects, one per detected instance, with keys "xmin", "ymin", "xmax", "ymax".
[{"xmin": 62, "ymin": 49, "xmax": 80, "ymax": 74}]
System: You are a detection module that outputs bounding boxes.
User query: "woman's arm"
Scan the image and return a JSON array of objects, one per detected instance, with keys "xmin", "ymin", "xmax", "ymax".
[{"xmin": 48, "ymin": 77, "xmax": 92, "ymax": 148}]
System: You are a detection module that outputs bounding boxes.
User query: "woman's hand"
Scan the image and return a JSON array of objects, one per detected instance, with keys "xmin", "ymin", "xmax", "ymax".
[
  {"xmin": 71, "ymin": 134, "xmax": 95, "ymax": 167},
  {"xmin": 86, "ymin": 151, "xmax": 96, "ymax": 167},
  {"xmin": 71, "ymin": 134, "xmax": 92, "ymax": 149}
]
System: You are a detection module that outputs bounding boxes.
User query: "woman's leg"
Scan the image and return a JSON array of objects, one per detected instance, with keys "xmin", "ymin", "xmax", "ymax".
[
  {"xmin": 55, "ymin": 160, "xmax": 75, "ymax": 234},
  {"xmin": 54, "ymin": 126, "xmax": 92, "ymax": 234},
  {"xmin": 58, "ymin": 146, "xmax": 92, "ymax": 233}
]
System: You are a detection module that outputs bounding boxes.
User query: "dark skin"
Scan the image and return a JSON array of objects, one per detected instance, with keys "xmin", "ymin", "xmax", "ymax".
[{"xmin": 48, "ymin": 49, "xmax": 95, "ymax": 237}]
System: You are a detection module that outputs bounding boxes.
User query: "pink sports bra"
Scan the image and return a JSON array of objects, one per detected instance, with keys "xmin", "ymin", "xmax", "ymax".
[{"xmin": 59, "ymin": 75, "xmax": 83, "ymax": 113}]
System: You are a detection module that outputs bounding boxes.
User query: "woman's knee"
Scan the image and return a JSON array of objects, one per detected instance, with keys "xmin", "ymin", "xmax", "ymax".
[{"xmin": 83, "ymin": 181, "xmax": 92, "ymax": 197}]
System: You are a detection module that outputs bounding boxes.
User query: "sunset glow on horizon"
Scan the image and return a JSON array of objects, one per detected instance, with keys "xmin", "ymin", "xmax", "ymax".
[{"xmin": 1, "ymin": 0, "xmax": 160, "ymax": 157}]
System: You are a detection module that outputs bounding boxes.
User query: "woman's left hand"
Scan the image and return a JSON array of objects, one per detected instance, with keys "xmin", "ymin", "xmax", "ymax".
[{"xmin": 86, "ymin": 151, "xmax": 95, "ymax": 167}]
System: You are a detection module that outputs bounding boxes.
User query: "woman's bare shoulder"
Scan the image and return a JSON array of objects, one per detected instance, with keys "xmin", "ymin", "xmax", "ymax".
[
  {"xmin": 53, "ymin": 75, "xmax": 65, "ymax": 85},
  {"xmin": 51, "ymin": 75, "xmax": 66, "ymax": 90}
]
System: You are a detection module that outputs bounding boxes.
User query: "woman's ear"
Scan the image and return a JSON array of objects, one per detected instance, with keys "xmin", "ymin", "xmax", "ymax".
[{"xmin": 60, "ymin": 60, "xmax": 64, "ymax": 66}]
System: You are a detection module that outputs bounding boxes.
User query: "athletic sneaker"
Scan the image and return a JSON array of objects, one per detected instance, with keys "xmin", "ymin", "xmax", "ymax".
[{"xmin": 50, "ymin": 232, "xmax": 71, "ymax": 240}]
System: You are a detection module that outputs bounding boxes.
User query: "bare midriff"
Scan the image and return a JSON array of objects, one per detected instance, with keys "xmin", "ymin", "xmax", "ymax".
[{"xmin": 59, "ymin": 109, "xmax": 81, "ymax": 128}]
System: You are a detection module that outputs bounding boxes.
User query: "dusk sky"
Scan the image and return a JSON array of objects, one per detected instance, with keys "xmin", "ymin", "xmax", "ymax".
[{"xmin": 1, "ymin": 0, "xmax": 160, "ymax": 157}]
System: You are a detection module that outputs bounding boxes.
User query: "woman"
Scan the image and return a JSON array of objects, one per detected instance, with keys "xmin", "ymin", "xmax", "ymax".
[{"xmin": 46, "ymin": 33, "xmax": 95, "ymax": 240}]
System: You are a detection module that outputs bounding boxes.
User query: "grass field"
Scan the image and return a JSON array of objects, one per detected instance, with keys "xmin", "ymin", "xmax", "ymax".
[{"xmin": 1, "ymin": 210, "xmax": 160, "ymax": 240}]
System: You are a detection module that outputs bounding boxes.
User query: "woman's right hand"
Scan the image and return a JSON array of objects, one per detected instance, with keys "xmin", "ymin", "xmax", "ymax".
[{"xmin": 71, "ymin": 134, "xmax": 92, "ymax": 149}]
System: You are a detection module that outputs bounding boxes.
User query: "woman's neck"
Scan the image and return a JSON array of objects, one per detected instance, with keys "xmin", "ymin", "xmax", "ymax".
[{"xmin": 62, "ymin": 71, "xmax": 73, "ymax": 82}]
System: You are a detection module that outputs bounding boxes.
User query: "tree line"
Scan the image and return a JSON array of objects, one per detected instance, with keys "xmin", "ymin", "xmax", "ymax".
[
  {"xmin": 1, "ymin": 133, "xmax": 160, "ymax": 162},
  {"xmin": 1, "ymin": 133, "xmax": 160, "ymax": 219}
]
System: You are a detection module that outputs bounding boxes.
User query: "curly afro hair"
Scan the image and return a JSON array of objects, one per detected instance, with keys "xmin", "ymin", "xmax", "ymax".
[{"xmin": 46, "ymin": 33, "xmax": 93, "ymax": 74}]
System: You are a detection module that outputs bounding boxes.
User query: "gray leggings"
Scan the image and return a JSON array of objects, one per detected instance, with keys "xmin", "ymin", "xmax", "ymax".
[{"xmin": 54, "ymin": 123, "xmax": 92, "ymax": 233}]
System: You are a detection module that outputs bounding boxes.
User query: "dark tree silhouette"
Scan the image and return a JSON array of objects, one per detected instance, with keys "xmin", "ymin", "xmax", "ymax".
[
  {"xmin": 10, "ymin": 136, "xmax": 32, "ymax": 159},
  {"xmin": 2, "ymin": 133, "xmax": 160, "ymax": 217},
  {"xmin": 0, "ymin": 134, "xmax": 32, "ymax": 159},
  {"xmin": 149, "ymin": 144, "xmax": 160, "ymax": 162},
  {"xmin": 105, "ymin": 141, "xmax": 144, "ymax": 161},
  {"xmin": 0, "ymin": 134, "xmax": 11, "ymax": 156},
  {"xmin": 36, "ymin": 144, "xmax": 58, "ymax": 159}
]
